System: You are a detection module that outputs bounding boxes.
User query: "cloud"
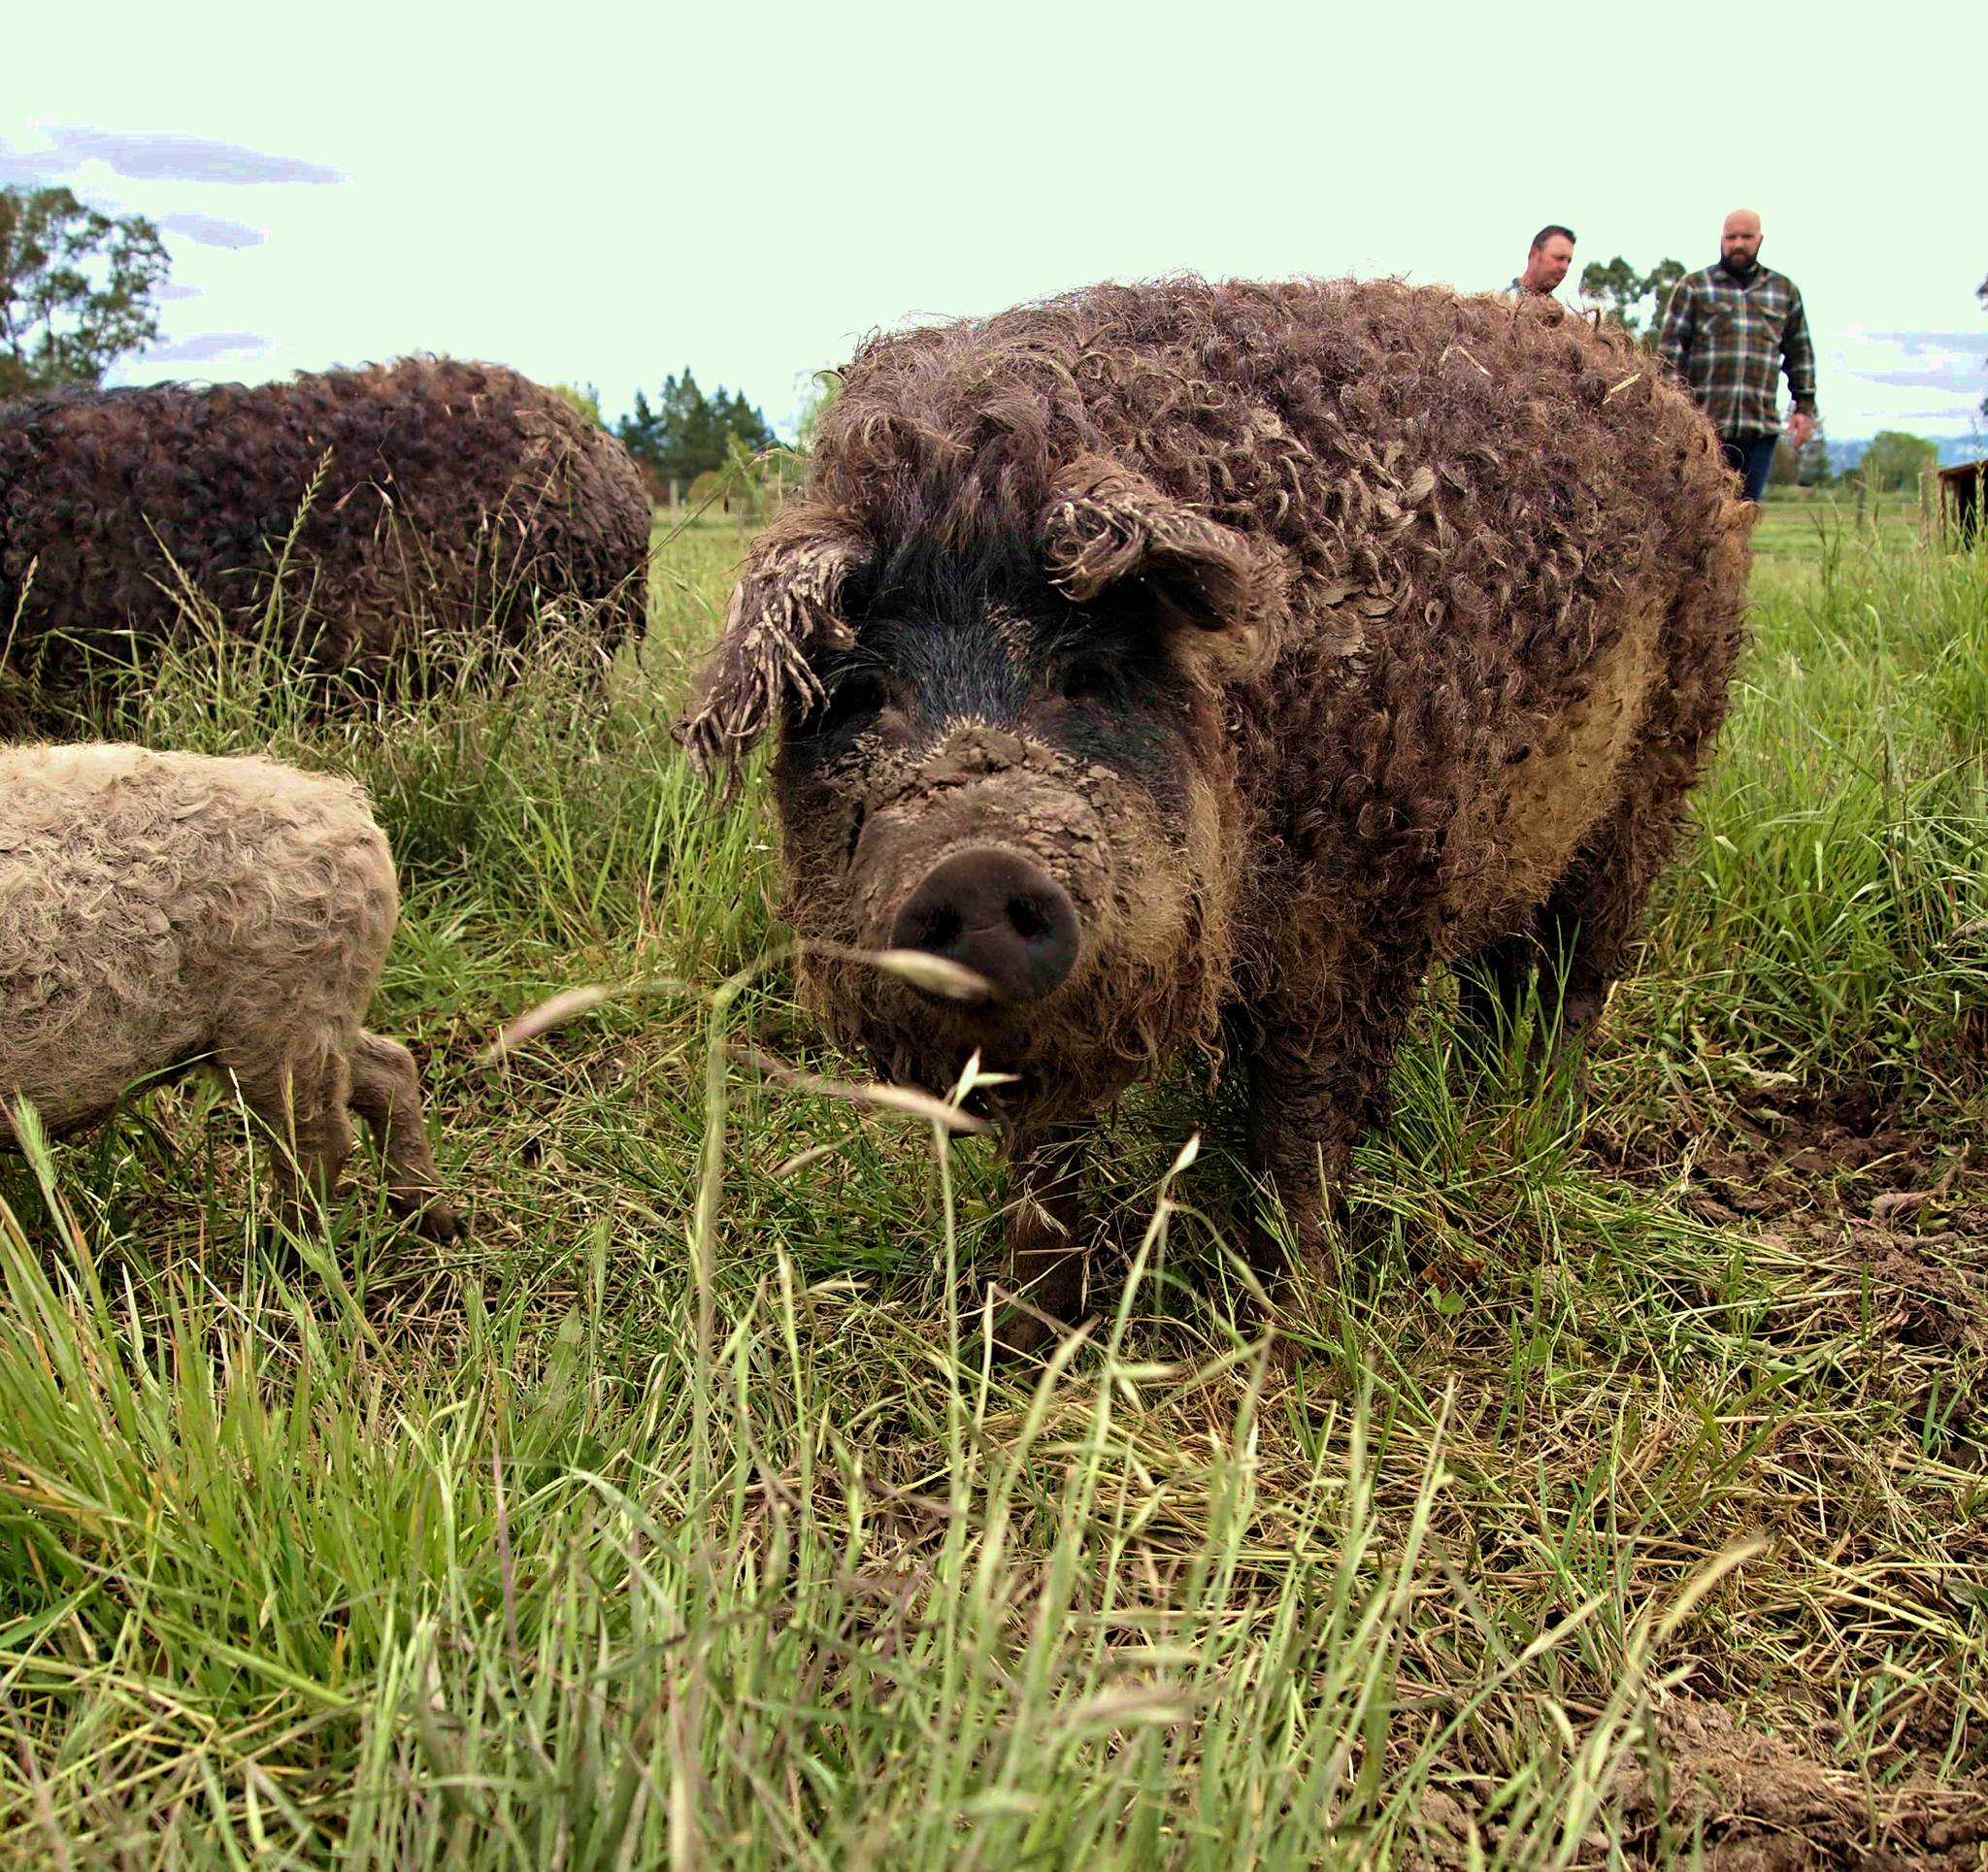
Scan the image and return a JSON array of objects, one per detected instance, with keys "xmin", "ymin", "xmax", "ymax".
[
  {"xmin": 0, "ymin": 139, "xmax": 68, "ymax": 184},
  {"xmin": 159, "ymin": 211, "xmax": 265, "ymax": 249},
  {"xmin": 143, "ymin": 331, "xmax": 271, "ymax": 364},
  {"xmin": 1848, "ymin": 365, "xmax": 1985, "ymax": 392},
  {"xmin": 1826, "ymin": 325, "xmax": 1986, "ymax": 403},
  {"xmin": 20, "ymin": 127, "xmax": 345, "ymax": 186},
  {"xmin": 1850, "ymin": 329, "xmax": 1984, "ymax": 356},
  {"xmin": 156, "ymin": 282, "xmax": 203, "ymax": 302}
]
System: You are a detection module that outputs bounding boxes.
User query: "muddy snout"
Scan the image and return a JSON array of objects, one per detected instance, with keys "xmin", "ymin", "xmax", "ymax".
[{"xmin": 888, "ymin": 847, "xmax": 1081, "ymax": 1004}]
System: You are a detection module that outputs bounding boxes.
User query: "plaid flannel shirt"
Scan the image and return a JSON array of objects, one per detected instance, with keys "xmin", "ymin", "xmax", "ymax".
[{"xmin": 1655, "ymin": 263, "xmax": 1817, "ymax": 440}]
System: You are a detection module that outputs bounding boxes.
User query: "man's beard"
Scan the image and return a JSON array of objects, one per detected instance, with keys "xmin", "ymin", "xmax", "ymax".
[{"xmin": 1720, "ymin": 250, "xmax": 1759, "ymax": 279}]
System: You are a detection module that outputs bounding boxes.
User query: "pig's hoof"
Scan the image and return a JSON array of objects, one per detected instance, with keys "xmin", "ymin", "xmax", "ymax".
[{"xmin": 406, "ymin": 1195, "xmax": 467, "ymax": 1244}]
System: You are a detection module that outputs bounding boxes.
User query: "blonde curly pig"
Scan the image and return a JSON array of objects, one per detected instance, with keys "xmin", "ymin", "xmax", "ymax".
[{"xmin": 0, "ymin": 743, "xmax": 461, "ymax": 1240}]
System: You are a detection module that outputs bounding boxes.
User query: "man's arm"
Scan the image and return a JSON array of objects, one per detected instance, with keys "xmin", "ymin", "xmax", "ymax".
[
  {"xmin": 1654, "ymin": 276, "xmax": 1696, "ymax": 378},
  {"xmin": 1781, "ymin": 287, "xmax": 1818, "ymax": 416},
  {"xmin": 1779, "ymin": 285, "xmax": 1817, "ymax": 446}
]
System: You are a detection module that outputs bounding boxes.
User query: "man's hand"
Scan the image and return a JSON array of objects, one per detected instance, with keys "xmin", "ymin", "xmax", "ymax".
[{"xmin": 1786, "ymin": 410, "xmax": 1815, "ymax": 448}]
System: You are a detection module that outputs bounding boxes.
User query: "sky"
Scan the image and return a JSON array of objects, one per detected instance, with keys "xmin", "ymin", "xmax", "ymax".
[{"xmin": 6, "ymin": 0, "xmax": 1984, "ymax": 443}]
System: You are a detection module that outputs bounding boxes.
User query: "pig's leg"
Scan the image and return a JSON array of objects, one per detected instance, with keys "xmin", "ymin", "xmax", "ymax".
[
  {"xmin": 1454, "ymin": 931, "xmax": 1536, "ymax": 1054},
  {"xmin": 348, "ymin": 1032, "xmax": 464, "ymax": 1243},
  {"xmin": 1242, "ymin": 951, "xmax": 1427, "ymax": 1287},
  {"xmin": 1536, "ymin": 610, "xmax": 1735, "ymax": 1050},
  {"xmin": 1532, "ymin": 776, "xmax": 1696, "ymax": 1053},
  {"xmin": 230, "ymin": 1054, "xmax": 355, "ymax": 1233},
  {"xmin": 993, "ymin": 1129, "xmax": 1092, "ymax": 1357}
]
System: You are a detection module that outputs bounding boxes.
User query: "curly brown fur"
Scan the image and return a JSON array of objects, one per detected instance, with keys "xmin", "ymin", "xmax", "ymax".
[
  {"xmin": 0, "ymin": 358, "xmax": 650, "ymax": 716},
  {"xmin": 684, "ymin": 278, "xmax": 1750, "ymax": 1333},
  {"xmin": 0, "ymin": 743, "xmax": 461, "ymax": 1240}
]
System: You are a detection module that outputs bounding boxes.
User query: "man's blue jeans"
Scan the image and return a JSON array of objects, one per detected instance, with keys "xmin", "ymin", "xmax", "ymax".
[{"xmin": 1720, "ymin": 434, "xmax": 1779, "ymax": 502}]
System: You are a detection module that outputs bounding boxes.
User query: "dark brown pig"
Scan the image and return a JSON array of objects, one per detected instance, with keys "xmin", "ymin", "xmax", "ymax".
[
  {"xmin": 0, "ymin": 357, "xmax": 650, "ymax": 726},
  {"xmin": 683, "ymin": 278, "xmax": 1751, "ymax": 1340}
]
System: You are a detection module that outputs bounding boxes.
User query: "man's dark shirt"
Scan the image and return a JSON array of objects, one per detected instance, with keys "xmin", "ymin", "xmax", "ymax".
[{"xmin": 1656, "ymin": 259, "xmax": 1817, "ymax": 440}]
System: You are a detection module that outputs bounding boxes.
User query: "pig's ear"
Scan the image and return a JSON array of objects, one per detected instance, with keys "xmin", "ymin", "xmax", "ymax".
[
  {"xmin": 1043, "ymin": 458, "xmax": 1283, "ymax": 678},
  {"xmin": 678, "ymin": 517, "xmax": 876, "ymax": 785}
]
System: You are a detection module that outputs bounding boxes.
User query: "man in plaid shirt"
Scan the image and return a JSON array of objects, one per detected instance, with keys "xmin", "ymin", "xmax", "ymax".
[{"xmin": 1656, "ymin": 209, "xmax": 1818, "ymax": 503}]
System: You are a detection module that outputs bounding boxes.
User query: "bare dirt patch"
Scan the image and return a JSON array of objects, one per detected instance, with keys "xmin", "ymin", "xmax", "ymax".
[
  {"xmin": 1410, "ymin": 1700, "xmax": 1988, "ymax": 1868},
  {"xmin": 1615, "ymin": 1696, "xmax": 1988, "ymax": 1870},
  {"xmin": 1592, "ymin": 1080, "xmax": 1971, "ymax": 1229},
  {"xmin": 1591, "ymin": 1081, "xmax": 1987, "ymax": 1355}
]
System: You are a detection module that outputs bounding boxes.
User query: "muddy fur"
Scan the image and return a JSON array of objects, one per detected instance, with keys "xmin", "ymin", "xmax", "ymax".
[
  {"xmin": 0, "ymin": 358, "xmax": 650, "ymax": 718},
  {"xmin": 0, "ymin": 743, "xmax": 460, "ymax": 1238},
  {"xmin": 684, "ymin": 278, "xmax": 1750, "ymax": 1329}
]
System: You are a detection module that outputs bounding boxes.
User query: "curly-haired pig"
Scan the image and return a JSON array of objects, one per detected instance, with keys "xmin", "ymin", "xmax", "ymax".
[
  {"xmin": 683, "ymin": 277, "xmax": 1751, "ymax": 1341},
  {"xmin": 0, "ymin": 742, "xmax": 462, "ymax": 1241}
]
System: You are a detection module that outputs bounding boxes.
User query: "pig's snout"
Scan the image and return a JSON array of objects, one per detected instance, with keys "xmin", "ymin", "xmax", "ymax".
[{"xmin": 888, "ymin": 848, "xmax": 1080, "ymax": 1004}]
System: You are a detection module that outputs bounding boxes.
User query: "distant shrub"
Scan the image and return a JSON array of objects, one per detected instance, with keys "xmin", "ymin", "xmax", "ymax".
[{"xmin": 550, "ymin": 381, "xmax": 605, "ymax": 427}]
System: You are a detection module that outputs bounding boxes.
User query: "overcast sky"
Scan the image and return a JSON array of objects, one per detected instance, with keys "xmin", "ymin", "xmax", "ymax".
[{"xmin": 7, "ymin": 0, "xmax": 1983, "ymax": 441}]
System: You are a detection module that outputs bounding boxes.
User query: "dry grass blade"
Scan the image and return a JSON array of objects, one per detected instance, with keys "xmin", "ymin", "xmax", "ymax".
[
  {"xmin": 771, "ymin": 1137, "xmax": 858, "ymax": 1180},
  {"xmin": 862, "ymin": 948, "xmax": 995, "ymax": 1002},
  {"xmin": 805, "ymin": 940, "xmax": 995, "ymax": 1004},
  {"xmin": 727, "ymin": 1044, "xmax": 993, "ymax": 1134},
  {"xmin": 479, "ymin": 985, "xmax": 617, "ymax": 1065}
]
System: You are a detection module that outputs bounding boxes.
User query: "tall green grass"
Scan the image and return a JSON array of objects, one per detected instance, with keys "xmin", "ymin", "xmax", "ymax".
[
  {"xmin": 1633, "ymin": 524, "xmax": 1988, "ymax": 1097},
  {"xmin": 0, "ymin": 517, "xmax": 1981, "ymax": 1864}
]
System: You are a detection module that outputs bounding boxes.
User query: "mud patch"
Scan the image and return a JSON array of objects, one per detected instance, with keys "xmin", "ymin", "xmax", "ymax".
[
  {"xmin": 1854, "ymin": 1240, "xmax": 1988, "ymax": 1355},
  {"xmin": 1592, "ymin": 1081, "xmax": 1978, "ymax": 1235},
  {"xmin": 1411, "ymin": 1701, "xmax": 1988, "ymax": 1868},
  {"xmin": 1616, "ymin": 1697, "xmax": 1988, "ymax": 1870},
  {"xmin": 1589, "ymin": 1079, "xmax": 1988, "ymax": 1377}
]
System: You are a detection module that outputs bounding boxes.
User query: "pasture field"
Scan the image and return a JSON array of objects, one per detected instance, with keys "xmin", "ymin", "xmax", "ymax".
[
  {"xmin": 1747, "ymin": 485, "xmax": 1938, "ymax": 562},
  {"xmin": 0, "ymin": 509, "xmax": 1984, "ymax": 1867}
]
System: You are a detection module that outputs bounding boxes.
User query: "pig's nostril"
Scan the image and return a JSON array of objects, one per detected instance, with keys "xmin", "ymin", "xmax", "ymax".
[
  {"xmin": 1008, "ymin": 897, "xmax": 1049, "ymax": 940},
  {"xmin": 920, "ymin": 907, "xmax": 964, "ymax": 952},
  {"xmin": 889, "ymin": 849, "xmax": 1081, "ymax": 1004}
]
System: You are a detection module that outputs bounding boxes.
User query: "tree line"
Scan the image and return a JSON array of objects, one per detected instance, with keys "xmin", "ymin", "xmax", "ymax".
[{"xmin": 611, "ymin": 373, "xmax": 779, "ymax": 494}]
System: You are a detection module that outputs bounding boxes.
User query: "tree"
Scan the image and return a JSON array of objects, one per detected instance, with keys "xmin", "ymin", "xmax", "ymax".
[
  {"xmin": 1859, "ymin": 430, "xmax": 1938, "ymax": 494},
  {"xmin": 1577, "ymin": 254, "xmax": 1686, "ymax": 348},
  {"xmin": 613, "ymin": 370, "xmax": 778, "ymax": 490},
  {"xmin": 0, "ymin": 184, "xmax": 171, "ymax": 398}
]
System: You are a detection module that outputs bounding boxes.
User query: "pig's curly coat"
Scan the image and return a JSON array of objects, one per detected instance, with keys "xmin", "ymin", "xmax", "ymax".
[
  {"xmin": 0, "ymin": 357, "xmax": 650, "ymax": 719},
  {"xmin": 0, "ymin": 743, "xmax": 460, "ymax": 1238},
  {"xmin": 687, "ymin": 278, "xmax": 1750, "ymax": 1316}
]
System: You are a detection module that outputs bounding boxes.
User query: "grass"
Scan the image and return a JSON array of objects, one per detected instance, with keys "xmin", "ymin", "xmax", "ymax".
[
  {"xmin": 0, "ymin": 512, "xmax": 1984, "ymax": 1865},
  {"xmin": 1746, "ymin": 484, "xmax": 1939, "ymax": 561}
]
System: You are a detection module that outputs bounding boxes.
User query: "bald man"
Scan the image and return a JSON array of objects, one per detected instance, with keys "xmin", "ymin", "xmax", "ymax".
[{"xmin": 1655, "ymin": 210, "xmax": 1818, "ymax": 502}]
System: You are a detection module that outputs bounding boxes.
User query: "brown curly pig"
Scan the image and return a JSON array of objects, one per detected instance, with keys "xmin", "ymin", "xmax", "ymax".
[
  {"xmin": 0, "ymin": 743, "xmax": 461, "ymax": 1240},
  {"xmin": 683, "ymin": 278, "xmax": 1751, "ymax": 1344},
  {"xmin": 0, "ymin": 357, "xmax": 650, "ymax": 722}
]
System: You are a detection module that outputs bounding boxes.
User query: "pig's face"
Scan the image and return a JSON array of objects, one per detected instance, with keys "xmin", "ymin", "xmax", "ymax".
[
  {"xmin": 685, "ymin": 457, "xmax": 1286, "ymax": 1133},
  {"xmin": 776, "ymin": 574, "xmax": 1234, "ymax": 1123}
]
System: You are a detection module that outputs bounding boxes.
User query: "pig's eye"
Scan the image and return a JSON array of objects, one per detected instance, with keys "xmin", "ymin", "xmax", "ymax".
[
  {"xmin": 820, "ymin": 671, "xmax": 889, "ymax": 731},
  {"xmin": 1056, "ymin": 657, "xmax": 1115, "ymax": 703}
]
